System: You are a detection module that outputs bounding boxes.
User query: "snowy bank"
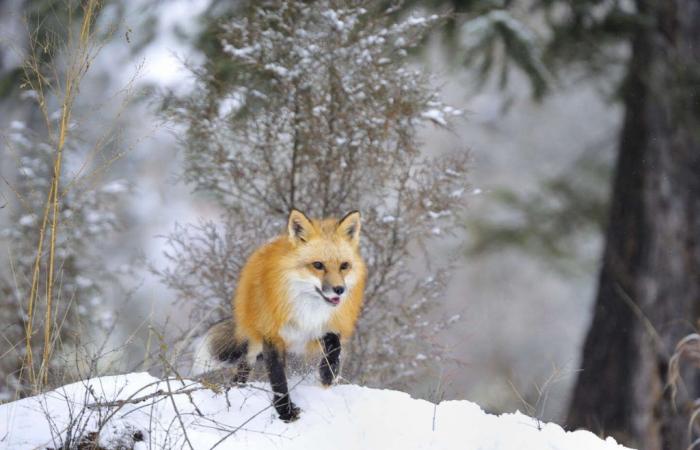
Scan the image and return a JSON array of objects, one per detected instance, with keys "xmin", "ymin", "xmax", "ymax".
[{"xmin": 0, "ymin": 373, "xmax": 631, "ymax": 449}]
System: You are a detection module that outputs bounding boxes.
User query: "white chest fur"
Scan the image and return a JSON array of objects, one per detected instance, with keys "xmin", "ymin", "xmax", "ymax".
[{"xmin": 281, "ymin": 280, "xmax": 335, "ymax": 354}]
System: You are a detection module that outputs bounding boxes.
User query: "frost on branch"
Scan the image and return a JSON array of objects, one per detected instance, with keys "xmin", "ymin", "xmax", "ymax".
[{"xmin": 161, "ymin": 1, "xmax": 469, "ymax": 388}]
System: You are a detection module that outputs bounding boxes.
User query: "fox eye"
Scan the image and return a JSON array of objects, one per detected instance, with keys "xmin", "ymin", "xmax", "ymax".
[
  {"xmin": 340, "ymin": 262, "xmax": 350, "ymax": 271},
  {"xmin": 312, "ymin": 261, "xmax": 325, "ymax": 270}
]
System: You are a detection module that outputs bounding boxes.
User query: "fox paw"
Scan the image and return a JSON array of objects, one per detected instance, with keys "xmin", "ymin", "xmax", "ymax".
[
  {"xmin": 320, "ymin": 365, "xmax": 339, "ymax": 386},
  {"xmin": 320, "ymin": 374, "xmax": 336, "ymax": 387},
  {"xmin": 278, "ymin": 403, "xmax": 301, "ymax": 422}
]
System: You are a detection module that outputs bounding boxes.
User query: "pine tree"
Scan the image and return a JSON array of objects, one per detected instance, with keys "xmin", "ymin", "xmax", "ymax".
[
  {"xmin": 410, "ymin": 1, "xmax": 700, "ymax": 448},
  {"xmin": 560, "ymin": 2, "xmax": 700, "ymax": 448}
]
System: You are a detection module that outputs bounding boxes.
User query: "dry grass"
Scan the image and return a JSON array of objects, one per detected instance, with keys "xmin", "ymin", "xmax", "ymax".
[
  {"xmin": 19, "ymin": 0, "xmax": 101, "ymax": 393},
  {"xmin": 669, "ymin": 332, "xmax": 700, "ymax": 448},
  {"xmin": 0, "ymin": 0, "xmax": 144, "ymax": 398}
]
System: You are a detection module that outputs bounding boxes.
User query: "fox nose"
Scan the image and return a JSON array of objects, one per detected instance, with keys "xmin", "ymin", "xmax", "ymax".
[{"xmin": 332, "ymin": 286, "xmax": 345, "ymax": 295}]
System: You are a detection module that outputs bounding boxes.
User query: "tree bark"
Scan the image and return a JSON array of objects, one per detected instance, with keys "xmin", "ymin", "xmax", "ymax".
[{"xmin": 567, "ymin": 1, "xmax": 700, "ymax": 449}]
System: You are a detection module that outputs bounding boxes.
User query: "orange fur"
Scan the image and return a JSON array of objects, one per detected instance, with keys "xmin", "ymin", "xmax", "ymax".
[{"xmin": 233, "ymin": 211, "xmax": 366, "ymax": 354}]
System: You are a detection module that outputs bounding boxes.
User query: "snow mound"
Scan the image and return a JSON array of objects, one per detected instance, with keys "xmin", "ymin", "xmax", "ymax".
[{"xmin": 0, "ymin": 373, "xmax": 632, "ymax": 449}]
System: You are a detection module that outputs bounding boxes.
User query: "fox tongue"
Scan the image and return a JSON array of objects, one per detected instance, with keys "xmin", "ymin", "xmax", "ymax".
[{"xmin": 316, "ymin": 287, "xmax": 341, "ymax": 306}]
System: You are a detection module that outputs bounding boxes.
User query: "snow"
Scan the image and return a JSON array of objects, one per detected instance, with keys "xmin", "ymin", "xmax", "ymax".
[
  {"xmin": 322, "ymin": 9, "xmax": 346, "ymax": 30},
  {"xmin": 421, "ymin": 108, "xmax": 448, "ymax": 126},
  {"xmin": 428, "ymin": 210, "xmax": 450, "ymax": 219},
  {"xmin": 100, "ymin": 180, "xmax": 129, "ymax": 194},
  {"xmin": 449, "ymin": 187, "xmax": 465, "ymax": 198},
  {"xmin": 264, "ymin": 63, "xmax": 291, "ymax": 78},
  {"xmin": 0, "ymin": 372, "xmax": 632, "ymax": 450},
  {"xmin": 221, "ymin": 42, "xmax": 260, "ymax": 58},
  {"xmin": 18, "ymin": 214, "xmax": 37, "ymax": 227},
  {"xmin": 19, "ymin": 89, "xmax": 39, "ymax": 101},
  {"xmin": 217, "ymin": 90, "xmax": 247, "ymax": 118},
  {"xmin": 404, "ymin": 15, "xmax": 439, "ymax": 27}
]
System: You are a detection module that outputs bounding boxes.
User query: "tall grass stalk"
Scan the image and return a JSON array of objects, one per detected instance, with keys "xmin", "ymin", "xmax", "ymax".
[{"xmin": 21, "ymin": 0, "xmax": 101, "ymax": 392}]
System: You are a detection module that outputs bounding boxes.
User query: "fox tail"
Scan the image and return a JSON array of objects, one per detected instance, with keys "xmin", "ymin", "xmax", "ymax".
[{"xmin": 191, "ymin": 318, "xmax": 249, "ymax": 376}]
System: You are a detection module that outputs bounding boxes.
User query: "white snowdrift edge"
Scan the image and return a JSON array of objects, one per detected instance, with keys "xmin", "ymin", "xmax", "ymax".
[{"xmin": 0, "ymin": 372, "xmax": 632, "ymax": 450}]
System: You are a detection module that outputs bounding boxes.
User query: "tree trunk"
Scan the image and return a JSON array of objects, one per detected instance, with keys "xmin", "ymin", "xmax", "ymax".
[{"xmin": 567, "ymin": 1, "xmax": 700, "ymax": 449}]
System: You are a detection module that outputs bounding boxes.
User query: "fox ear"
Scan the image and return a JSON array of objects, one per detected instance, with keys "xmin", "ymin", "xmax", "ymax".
[
  {"xmin": 288, "ymin": 209, "xmax": 313, "ymax": 244},
  {"xmin": 337, "ymin": 211, "xmax": 361, "ymax": 246}
]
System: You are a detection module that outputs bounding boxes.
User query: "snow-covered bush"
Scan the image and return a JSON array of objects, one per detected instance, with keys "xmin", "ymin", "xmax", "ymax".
[{"xmin": 160, "ymin": 1, "xmax": 469, "ymax": 389}]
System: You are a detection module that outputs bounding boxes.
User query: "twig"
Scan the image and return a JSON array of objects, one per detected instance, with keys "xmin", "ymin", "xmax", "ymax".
[
  {"xmin": 86, "ymin": 382, "xmax": 208, "ymax": 409},
  {"xmin": 163, "ymin": 373, "xmax": 195, "ymax": 450}
]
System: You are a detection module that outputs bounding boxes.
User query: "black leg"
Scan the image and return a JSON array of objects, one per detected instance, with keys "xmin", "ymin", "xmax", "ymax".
[
  {"xmin": 320, "ymin": 333, "xmax": 341, "ymax": 386},
  {"xmin": 263, "ymin": 340, "xmax": 300, "ymax": 422}
]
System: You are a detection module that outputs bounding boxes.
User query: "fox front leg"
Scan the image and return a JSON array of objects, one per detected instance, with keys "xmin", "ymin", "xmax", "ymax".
[
  {"xmin": 263, "ymin": 340, "xmax": 300, "ymax": 422},
  {"xmin": 320, "ymin": 333, "xmax": 341, "ymax": 386}
]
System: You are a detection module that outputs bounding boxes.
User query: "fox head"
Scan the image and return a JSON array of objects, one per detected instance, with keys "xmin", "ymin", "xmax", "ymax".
[{"xmin": 286, "ymin": 209, "xmax": 363, "ymax": 307}]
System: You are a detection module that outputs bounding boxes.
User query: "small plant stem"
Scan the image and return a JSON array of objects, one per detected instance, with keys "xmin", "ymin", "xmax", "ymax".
[{"xmin": 38, "ymin": 0, "xmax": 100, "ymax": 386}]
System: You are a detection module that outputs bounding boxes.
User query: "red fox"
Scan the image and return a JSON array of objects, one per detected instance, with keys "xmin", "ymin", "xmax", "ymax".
[{"xmin": 192, "ymin": 209, "xmax": 366, "ymax": 421}]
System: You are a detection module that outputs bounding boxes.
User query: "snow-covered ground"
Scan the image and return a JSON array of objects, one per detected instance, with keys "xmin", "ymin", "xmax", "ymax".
[{"xmin": 0, "ymin": 373, "xmax": 631, "ymax": 450}]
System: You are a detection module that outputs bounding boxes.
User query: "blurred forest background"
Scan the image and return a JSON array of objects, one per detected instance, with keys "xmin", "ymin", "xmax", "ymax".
[{"xmin": 0, "ymin": 1, "xmax": 698, "ymax": 450}]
